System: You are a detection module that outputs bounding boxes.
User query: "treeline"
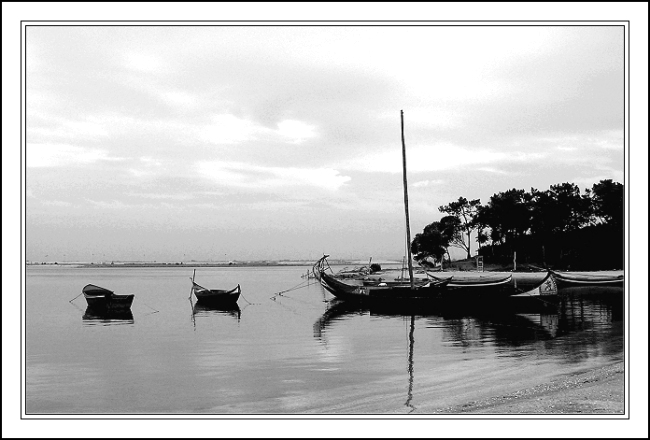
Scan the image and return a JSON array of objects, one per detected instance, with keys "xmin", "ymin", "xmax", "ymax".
[{"xmin": 411, "ymin": 179, "xmax": 624, "ymax": 270}]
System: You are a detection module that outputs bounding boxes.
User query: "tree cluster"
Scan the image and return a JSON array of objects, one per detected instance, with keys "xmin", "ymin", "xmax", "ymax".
[{"xmin": 411, "ymin": 179, "xmax": 624, "ymax": 270}]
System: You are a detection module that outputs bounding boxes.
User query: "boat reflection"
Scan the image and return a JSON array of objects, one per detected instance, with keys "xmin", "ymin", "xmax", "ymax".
[
  {"xmin": 192, "ymin": 301, "xmax": 241, "ymax": 320},
  {"xmin": 558, "ymin": 285, "xmax": 624, "ymax": 296},
  {"xmin": 313, "ymin": 299, "xmax": 561, "ymax": 344},
  {"xmin": 314, "ymin": 286, "xmax": 623, "ymax": 348},
  {"xmin": 82, "ymin": 307, "xmax": 134, "ymax": 326},
  {"xmin": 313, "ymin": 288, "xmax": 623, "ymax": 412}
]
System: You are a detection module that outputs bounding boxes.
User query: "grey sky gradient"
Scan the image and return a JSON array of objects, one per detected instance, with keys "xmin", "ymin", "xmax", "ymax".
[{"xmin": 26, "ymin": 24, "xmax": 625, "ymax": 263}]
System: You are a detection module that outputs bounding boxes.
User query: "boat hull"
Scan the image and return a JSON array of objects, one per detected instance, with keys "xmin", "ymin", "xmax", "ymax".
[
  {"xmin": 314, "ymin": 256, "xmax": 450, "ymax": 303},
  {"xmin": 82, "ymin": 284, "xmax": 135, "ymax": 311},
  {"xmin": 551, "ymin": 270, "xmax": 624, "ymax": 287},
  {"xmin": 84, "ymin": 294, "xmax": 135, "ymax": 310},
  {"xmin": 314, "ymin": 257, "xmax": 559, "ymax": 305},
  {"xmin": 192, "ymin": 283, "xmax": 241, "ymax": 305}
]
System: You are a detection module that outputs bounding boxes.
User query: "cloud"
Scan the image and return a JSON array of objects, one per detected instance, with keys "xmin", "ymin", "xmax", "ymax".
[
  {"xmin": 412, "ymin": 179, "xmax": 444, "ymax": 188},
  {"xmin": 128, "ymin": 156, "xmax": 165, "ymax": 178},
  {"xmin": 572, "ymin": 173, "xmax": 625, "ymax": 188},
  {"xmin": 85, "ymin": 199, "xmax": 128, "ymax": 209},
  {"xmin": 199, "ymin": 114, "xmax": 260, "ymax": 144},
  {"xmin": 42, "ymin": 200, "xmax": 73, "ymax": 207},
  {"xmin": 26, "ymin": 143, "xmax": 124, "ymax": 168},
  {"xmin": 158, "ymin": 90, "xmax": 200, "ymax": 110},
  {"xmin": 128, "ymin": 192, "xmax": 195, "ymax": 200},
  {"xmin": 277, "ymin": 120, "xmax": 317, "ymax": 143},
  {"xmin": 123, "ymin": 51, "xmax": 165, "ymax": 73},
  {"xmin": 196, "ymin": 160, "xmax": 351, "ymax": 191},
  {"xmin": 475, "ymin": 167, "xmax": 509, "ymax": 175},
  {"xmin": 198, "ymin": 114, "xmax": 320, "ymax": 146},
  {"xmin": 28, "ymin": 114, "xmax": 109, "ymax": 142},
  {"xmin": 540, "ymin": 130, "xmax": 624, "ymax": 153},
  {"xmin": 343, "ymin": 143, "xmax": 545, "ymax": 174}
]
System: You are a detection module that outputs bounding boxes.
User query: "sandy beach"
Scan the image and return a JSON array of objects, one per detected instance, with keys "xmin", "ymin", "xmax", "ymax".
[{"xmin": 432, "ymin": 361, "xmax": 625, "ymax": 415}]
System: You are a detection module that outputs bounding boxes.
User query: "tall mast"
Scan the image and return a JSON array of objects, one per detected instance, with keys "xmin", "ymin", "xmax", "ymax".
[{"xmin": 401, "ymin": 110, "xmax": 415, "ymax": 289}]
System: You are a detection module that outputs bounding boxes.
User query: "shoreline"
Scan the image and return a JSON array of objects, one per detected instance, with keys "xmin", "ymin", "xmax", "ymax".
[
  {"xmin": 27, "ymin": 262, "xmax": 323, "ymax": 268},
  {"xmin": 431, "ymin": 361, "xmax": 625, "ymax": 415}
]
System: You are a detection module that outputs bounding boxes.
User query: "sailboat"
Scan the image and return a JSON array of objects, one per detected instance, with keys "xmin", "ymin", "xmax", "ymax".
[
  {"xmin": 313, "ymin": 111, "xmax": 452, "ymax": 303},
  {"xmin": 313, "ymin": 111, "xmax": 557, "ymax": 304}
]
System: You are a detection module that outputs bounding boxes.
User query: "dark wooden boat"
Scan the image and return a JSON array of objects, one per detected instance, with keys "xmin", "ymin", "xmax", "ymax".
[
  {"xmin": 190, "ymin": 270, "xmax": 241, "ymax": 306},
  {"xmin": 550, "ymin": 270, "xmax": 624, "ymax": 287},
  {"xmin": 82, "ymin": 284, "xmax": 135, "ymax": 311},
  {"xmin": 313, "ymin": 255, "xmax": 450, "ymax": 302}
]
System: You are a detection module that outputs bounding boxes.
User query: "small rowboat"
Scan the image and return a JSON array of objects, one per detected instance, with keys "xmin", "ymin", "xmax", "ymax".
[
  {"xmin": 190, "ymin": 270, "xmax": 241, "ymax": 306},
  {"xmin": 82, "ymin": 284, "xmax": 135, "ymax": 311}
]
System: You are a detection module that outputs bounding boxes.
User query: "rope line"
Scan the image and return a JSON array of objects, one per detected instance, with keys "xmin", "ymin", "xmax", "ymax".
[
  {"xmin": 239, "ymin": 292, "xmax": 261, "ymax": 306},
  {"xmin": 140, "ymin": 301, "xmax": 159, "ymax": 313},
  {"xmin": 69, "ymin": 292, "xmax": 83, "ymax": 303},
  {"xmin": 270, "ymin": 279, "xmax": 311, "ymax": 300},
  {"xmin": 69, "ymin": 300, "xmax": 85, "ymax": 312}
]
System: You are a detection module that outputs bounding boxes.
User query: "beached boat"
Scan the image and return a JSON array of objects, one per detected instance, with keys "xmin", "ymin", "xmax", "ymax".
[
  {"xmin": 550, "ymin": 270, "xmax": 624, "ymax": 287},
  {"xmin": 190, "ymin": 270, "xmax": 241, "ymax": 305},
  {"xmin": 82, "ymin": 284, "xmax": 135, "ymax": 311}
]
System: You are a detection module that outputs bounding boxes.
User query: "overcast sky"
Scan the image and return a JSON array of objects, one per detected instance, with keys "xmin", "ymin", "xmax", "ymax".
[{"xmin": 25, "ymin": 23, "xmax": 626, "ymax": 263}]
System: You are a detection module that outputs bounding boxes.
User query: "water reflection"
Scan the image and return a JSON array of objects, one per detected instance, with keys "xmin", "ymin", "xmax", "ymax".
[
  {"xmin": 314, "ymin": 289, "xmax": 623, "ymax": 357},
  {"xmin": 191, "ymin": 301, "xmax": 241, "ymax": 320},
  {"xmin": 405, "ymin": 314, "xmax": 416, "ymax": 414},
  {"xmin": 315, "ymin": 287, "xmax": 623, "ymax": 347},
  {"xmin": 314, "ymin": 287, "xmax": 623, "ymax": 412},
  {"xmin": 313, "ymin": 300, "xmax": 562, "ymax": 346},
  {"xmin": 82, "ymin": 307, "xmax": 134, "ymax": 326}
]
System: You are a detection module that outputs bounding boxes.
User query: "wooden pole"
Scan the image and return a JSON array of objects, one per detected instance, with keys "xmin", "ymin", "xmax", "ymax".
[
  {"xmin": 189, "ymin": 269, "xmax": 197, "ymax": 299},
  {"xmin": 401, "ymin": 110, "xmax": 415, "ymax": 289}
]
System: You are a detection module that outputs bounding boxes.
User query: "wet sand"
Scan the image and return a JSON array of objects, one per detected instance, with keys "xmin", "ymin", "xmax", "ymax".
[{"xmin": 432, "ymin": 361, "xmax": 625, "ymax": 415}]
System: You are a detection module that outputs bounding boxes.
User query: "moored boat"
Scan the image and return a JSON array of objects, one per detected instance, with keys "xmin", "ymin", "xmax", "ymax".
[
  {"xmin": 550, "ymin": 270, "xmax": 624, "ymax": 287},
  {"xmin": 190, "ymin": 270, "xmax": 241, "ymax": 306},
  {"xmin": 82, "ymin": 284, "xmax": 135, "ymax": 311},
  {"xmin": 313, "ymin": 255, "xmax": 450, "ymax": 303}
]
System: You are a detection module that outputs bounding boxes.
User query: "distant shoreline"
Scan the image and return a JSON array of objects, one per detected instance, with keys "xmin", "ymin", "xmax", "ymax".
[
  {"xmin": 26, "ymin": 260, "xmax": 370, "ymax": 268},
  {"xmin": 25, "ymin": 259, "xmax": 623, "ymax": 272}
]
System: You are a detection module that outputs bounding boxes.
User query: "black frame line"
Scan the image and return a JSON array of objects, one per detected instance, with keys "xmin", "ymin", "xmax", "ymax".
[{"xmin": 20, "ymin": 19, "xmax": 631, "ymax": 421}]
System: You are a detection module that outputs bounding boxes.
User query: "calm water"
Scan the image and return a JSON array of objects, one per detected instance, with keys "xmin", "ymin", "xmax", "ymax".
[{"xmin": 25, "ymin": 265, "xmax": 625, "ymax": 415}]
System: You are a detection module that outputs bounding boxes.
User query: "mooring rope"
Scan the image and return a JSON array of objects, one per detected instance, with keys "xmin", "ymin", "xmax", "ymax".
[
  {"xmin": 269, "ymin": 278, "xmax": 311, "ymax": 300},
  {"xmin": 69, "ymin": 292, "xmax": 83, "ymax": 303},
  {"xmin": 69, "ymin": 300, "xmax": 85, "ymax": 312},
  {"xmin": 139, "ymin": 301, "xmax": 159, "ymax": 314},
  {"xmin": 239, "ymin": 292, "xmax": 261, "ymax": 306}
]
